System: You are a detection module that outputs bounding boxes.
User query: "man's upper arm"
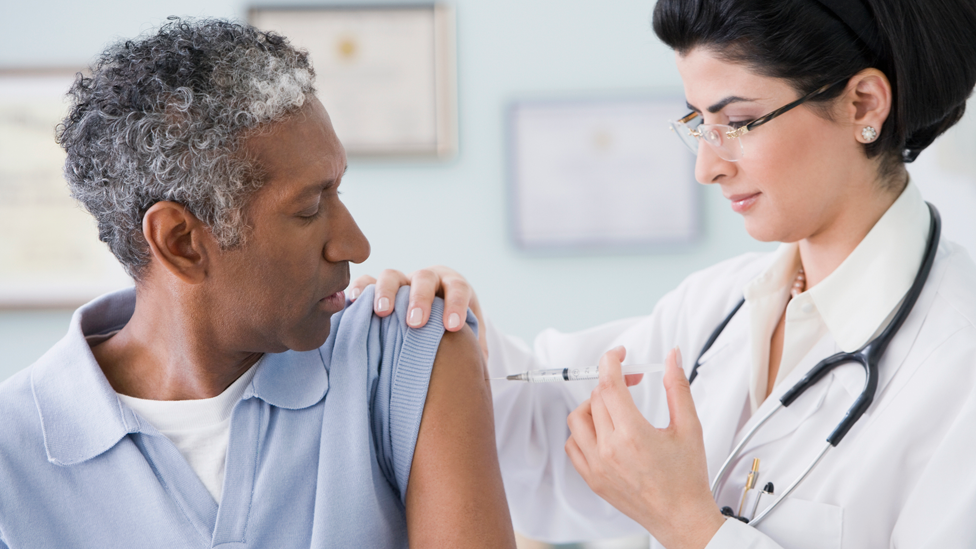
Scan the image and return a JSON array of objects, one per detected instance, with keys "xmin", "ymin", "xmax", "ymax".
[{"xmin": 405, "ymin": 323, "xmax": 516, "ymax": 548}]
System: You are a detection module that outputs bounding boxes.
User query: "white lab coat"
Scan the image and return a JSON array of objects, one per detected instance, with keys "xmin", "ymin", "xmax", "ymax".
[{"xmin": 486, "ymin": 240, "xmax": 976, "ymax": 548}]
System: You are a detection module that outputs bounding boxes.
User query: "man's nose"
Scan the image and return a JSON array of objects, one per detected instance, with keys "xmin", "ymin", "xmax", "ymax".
[{"xmin": 325, "ymin": 201, "xmax": 370, "ymax": 264}]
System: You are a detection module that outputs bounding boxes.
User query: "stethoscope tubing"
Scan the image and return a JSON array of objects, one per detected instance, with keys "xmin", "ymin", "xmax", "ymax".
[
  {"xmin": 695, "ymin": 203, "xmax": 941, "ymax": 526},
  {"xmin": 709, "ymin": 402, "xmax": 782, "ymax": 497}
]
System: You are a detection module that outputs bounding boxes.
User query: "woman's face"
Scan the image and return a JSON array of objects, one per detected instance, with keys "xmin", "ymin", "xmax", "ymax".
[{"xmin": 675, "ymin": 48, "xmax": 863, "ymax": 243}]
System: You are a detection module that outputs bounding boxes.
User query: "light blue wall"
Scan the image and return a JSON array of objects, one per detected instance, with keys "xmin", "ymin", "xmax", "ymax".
[{"xmin": 0, "ymin": 0, "xmax": 773, "ymax": 382}]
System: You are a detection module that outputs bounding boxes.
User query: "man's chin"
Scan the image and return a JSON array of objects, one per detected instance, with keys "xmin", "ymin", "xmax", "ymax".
[{"xmin": 283, "ymin": 319, "xmax": 333, "ymax": 353}]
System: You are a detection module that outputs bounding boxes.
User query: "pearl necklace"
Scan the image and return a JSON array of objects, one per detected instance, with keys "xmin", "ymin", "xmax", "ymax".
[{"xmin": 791, "ymin": 268, "xmax": 806, "ymax": 298}]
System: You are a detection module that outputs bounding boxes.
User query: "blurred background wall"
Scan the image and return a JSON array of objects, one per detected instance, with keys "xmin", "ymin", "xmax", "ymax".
[
  {"xmin": 0, "ymin": 0, "xmax": 778, "ymax": 383},
  {"xmin": 1, "ymin": 1, "xmax": 974, "ymax": 547}
]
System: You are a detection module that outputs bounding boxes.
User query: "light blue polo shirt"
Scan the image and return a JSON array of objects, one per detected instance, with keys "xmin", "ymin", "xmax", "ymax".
[{"xmin": 0, "ymin": 285, "xmax": 467, "ymax": 548}]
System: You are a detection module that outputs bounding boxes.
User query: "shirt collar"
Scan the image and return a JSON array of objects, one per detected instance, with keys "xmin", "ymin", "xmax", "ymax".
[
  {"xmin": 245, "ymin": 347, "xmax": 329, "ymax": 410},
  {"xmin": 808, "ymin": 182, "xmax": 930, "ymax": 351},
  {"xmin": 32, "ymin": 289, "xmax": 140, "ymax": 466},
  {"xmin": 743, "ymin": 242, "xmax": 801, "ymax": 303},
  {"xmin": 744, "ymin": 182, "xmax": 929, "ymax": 352},
  {"xmin": 32, "ymin": 288, "xmax": 329, "ymax": 466}
]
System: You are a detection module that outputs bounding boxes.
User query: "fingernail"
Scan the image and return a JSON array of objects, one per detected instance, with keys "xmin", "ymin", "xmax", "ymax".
[
  {"xmin": 674, "ymin": 346, "xmax": 683, "ymax": 368},
  {"xmin": 447, "ymin": 312, "xmax": 461, "ymax": 329},
  {"xmin": 349, "ymin": 287, "xmax": 361, "ymax": 300},
  {"xmin": 408, "ymin": 307, "xmax": 423, "ymax": 326},
  {"xmin": 377, "ymin": 297, "xmax": 390, "ymax": 312}
]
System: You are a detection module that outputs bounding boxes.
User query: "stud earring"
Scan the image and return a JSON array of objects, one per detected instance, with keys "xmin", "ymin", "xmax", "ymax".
[{"xmin": 861, "ymin": 126, "xmax": 878, "ymax": 142}]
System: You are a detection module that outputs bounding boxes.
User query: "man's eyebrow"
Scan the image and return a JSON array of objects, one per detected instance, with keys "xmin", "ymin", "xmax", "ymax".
[
  {"xmin": 292, "ymin": 166, "xmax": 347, "ymax": 202},
  {"xmin": 686, "ymin": 96, "xmax": 757, "ymax": 114}
]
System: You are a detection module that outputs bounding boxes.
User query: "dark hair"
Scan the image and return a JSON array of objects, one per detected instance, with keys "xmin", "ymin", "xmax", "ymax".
[
  {"xmin": 652, "ymin": 0, "xmax": 976, "ymax": 176},
  {"xmin": 56, "ymin": 18, "xmax": 315, "ymax": 279}
]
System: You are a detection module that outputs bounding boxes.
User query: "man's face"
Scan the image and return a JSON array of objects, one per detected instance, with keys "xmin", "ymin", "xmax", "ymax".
[{"xmin": 206, "ymin": 96, "xmax": 370, "ymax": 353}]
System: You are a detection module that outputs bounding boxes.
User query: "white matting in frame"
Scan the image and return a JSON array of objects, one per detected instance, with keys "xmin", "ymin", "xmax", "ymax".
[
  {"xmin": 509, "ymin": 98, "xmax": 698, "ymax": 251},
  {"xmin": 0, "ymin": 69, "xmax": 132, "ymax": 308},
  {"xmin": 250, "ymin": 4, "xmax": 457, "ymax": 158}
]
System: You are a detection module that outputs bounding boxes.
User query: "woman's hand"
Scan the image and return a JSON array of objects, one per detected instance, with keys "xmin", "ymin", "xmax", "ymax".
[
  {"xmin": 565, "ymin": 347, "xmax": 725, "ymax": 549},
  {"xmin": 348, "ymin": 266, "xmax": 487, "ymax": 359}
]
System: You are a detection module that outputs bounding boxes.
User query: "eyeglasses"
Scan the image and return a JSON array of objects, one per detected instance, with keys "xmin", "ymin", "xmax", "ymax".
[{"xmin": 669, "ymin": 78, "xmax": 849, "ymax": 162}]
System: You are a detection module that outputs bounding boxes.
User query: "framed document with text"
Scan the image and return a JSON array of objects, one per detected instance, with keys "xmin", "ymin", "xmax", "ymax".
[
  {"xmin": 0, "ymin": 70, "xmax": 132, "ymax": 308},
  {"xmin": 508, "ymin": 97, "xmax": 699, "ymax": 252},
  {"xmin": 250, "ymin": 4, "xmax": 458, "ymax": 158}
]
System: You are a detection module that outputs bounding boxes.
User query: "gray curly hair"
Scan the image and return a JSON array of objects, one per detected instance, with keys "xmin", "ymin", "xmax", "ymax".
[{"xmin": 56, "ymin": 18, "xmax": 316, "ymax": 279}]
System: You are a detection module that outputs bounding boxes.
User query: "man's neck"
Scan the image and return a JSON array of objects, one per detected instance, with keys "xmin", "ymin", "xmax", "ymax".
[{"xmin": 91, "ymin": 289, "xmax": 263, "ymax": 401}]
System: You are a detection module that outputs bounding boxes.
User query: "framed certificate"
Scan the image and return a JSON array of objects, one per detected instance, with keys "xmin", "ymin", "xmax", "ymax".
[
  {"xmin": 508, "ymin": 97, "xmax": 699, "ymax": 251},
  {"xmin": 250, "ymin": 4, "xmax": 458, "ymax": 158},
  {"xmin": 0, "ymin": 69, "xmax": 132, "ymax": 308}
]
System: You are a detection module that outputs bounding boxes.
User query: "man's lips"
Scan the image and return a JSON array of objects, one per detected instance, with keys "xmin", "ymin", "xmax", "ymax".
[
  {"xmin": 319, "ymin": 290, "xmax": 346, "ymax": 312},
  {"xmin": 726, "ymin": 192, "xmax": 761, "ymax": 213},
  {"xmin": 319, "ymin": 278, "xmax": 350, "ymax": 311}
]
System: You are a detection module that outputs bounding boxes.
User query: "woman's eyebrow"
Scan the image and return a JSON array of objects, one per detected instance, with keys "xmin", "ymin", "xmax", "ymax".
[{"xmin": 686, "ymin": 95, "xmax": 757, "ymax": 113}]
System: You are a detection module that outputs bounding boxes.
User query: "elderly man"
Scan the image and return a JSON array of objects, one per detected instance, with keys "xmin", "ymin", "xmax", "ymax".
[{"xmin": 0, "ymin": 19, "xmax": 514, "ymax": 549}]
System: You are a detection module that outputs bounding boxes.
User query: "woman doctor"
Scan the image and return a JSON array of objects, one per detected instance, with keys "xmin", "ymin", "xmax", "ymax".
[{"xmin": 351, "ymin": 0, "xmax": 976, "ymax": 546}]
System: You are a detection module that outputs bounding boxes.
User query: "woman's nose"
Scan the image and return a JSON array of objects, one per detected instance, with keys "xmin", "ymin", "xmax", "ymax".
[{"xmin": 694, "ymin": 140, "xmax": 734, "ymax": 185}]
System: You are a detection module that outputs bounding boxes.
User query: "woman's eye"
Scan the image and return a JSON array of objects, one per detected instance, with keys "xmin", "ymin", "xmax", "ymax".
[{"xmin": 728, "ymin": 120, "xmax": 752, "ymax": 129}]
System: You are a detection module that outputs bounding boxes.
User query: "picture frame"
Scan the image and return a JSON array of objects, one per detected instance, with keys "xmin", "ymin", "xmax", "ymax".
[
  {"xmin": 507, "ymin": 96, "xmax": 699, "ymax": 252},
  {"xmin": 0, "ymin": 69, "xmax": 132, "ymax": 308},
  {"xmin": 250, "ymin": 4, "xmax": 458, "ymax": 158}
]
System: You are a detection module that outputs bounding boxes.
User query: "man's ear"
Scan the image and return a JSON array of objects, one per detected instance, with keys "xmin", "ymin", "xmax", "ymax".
[
  {"xmin": 142, "ymin": 201, "xmax": 214, "ymax": 284},
  {"xmin": 844, "ymin": 68, "xmax": 893, "ymax": 144}
]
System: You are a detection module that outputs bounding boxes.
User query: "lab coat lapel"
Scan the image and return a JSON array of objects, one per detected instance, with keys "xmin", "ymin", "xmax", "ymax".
[
  {"xmin": 691, "ymin": 309, "xmax": 752, "ymax": 482},
  {"xmin": 733, "ymin": 334, "xmax": 839, "ymax": 457},
  {"xmin": 832, "ymin": 251, "xmax": 948, "ymax": 405}
]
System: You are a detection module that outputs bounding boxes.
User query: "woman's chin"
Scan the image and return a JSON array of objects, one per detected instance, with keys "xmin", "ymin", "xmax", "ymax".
[{"xmin": 742, "ymin": 219, "xmax": 780, "ymax": 243}]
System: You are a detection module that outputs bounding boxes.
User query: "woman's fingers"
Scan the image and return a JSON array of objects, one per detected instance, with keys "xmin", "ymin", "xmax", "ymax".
[
  {"xmin": 623, "ymin": 373, "xmax": 645, "ymax": 387},
  {"xmin": 347, "ymin": 274, "xmax": 377, "ymax": 301},
  {"xmin": 566, "ymin": 399, "xmax": 597, "ymax": 451},
  {"xmin": 565, "ymin": 346, "xmax": 723, "ymax": 545},
  {"xmin": 589, "ymin": 387, "xmax": 615, "ymax": 439},
  {"xmin": 405, "ymin": 269, "xmax": 439, "ymax": 328},
  {"xmin": 351, "ymin": 265, "xmax": 482, "ymax": 343},
  {"xmin": 564, "ymin": 435, "xmax": 590, "ymax": 478},
  {"xmin": 373, "ymin": 269, "xmax": 411, "ymax": 318},
  {"xmin": 439, "ymin": 273, "xmax": 473, "ymax": 332},
  {"xmin": 663, "ymin": 347, "xmax": 701, "ymax": 436},
  {"xmin": 595, "ymin": 347, "xmax": 639, "ymax": 422}
]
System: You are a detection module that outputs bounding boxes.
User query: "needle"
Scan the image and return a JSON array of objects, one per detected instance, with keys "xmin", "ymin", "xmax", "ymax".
[{"xmin": 489, "ymin": 363, "xmax": 664, "ymax": 382}]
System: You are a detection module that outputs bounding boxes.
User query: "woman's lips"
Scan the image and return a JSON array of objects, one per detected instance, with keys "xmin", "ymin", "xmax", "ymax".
[{"xmin": 728, "ymin": 192, "xmax": 760, "ymax": 213}]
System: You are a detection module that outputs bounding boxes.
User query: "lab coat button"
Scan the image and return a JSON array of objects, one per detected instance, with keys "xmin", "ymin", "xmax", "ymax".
[{"xmin": 801, "ymin": 302, "xmax": 814, "ymax": 314}]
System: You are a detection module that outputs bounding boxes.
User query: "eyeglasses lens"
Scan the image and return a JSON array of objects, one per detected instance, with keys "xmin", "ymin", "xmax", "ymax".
[
  {"xmin": 670, "ymin": 116, "xmax": 702, "ymax": 155},
  {"xmin": 670, "ymin": 114, "xmax": 745, "ymax": 162}
]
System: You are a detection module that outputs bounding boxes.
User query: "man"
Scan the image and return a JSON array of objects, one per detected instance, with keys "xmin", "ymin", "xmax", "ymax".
[{"xmin": 0, "ymin": 19, "xmax": 514, "ymax": 548}]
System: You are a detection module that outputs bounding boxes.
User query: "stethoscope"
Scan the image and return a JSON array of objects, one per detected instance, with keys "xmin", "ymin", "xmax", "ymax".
[{"xmin": 688, "ymin": 203, "xmax": 941, "ymax": 527}]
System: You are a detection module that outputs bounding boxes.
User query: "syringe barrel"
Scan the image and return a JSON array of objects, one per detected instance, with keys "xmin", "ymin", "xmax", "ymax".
[
  {"xmin": 524, "ymin": 370, "xmax": 569, "ymax": 382},
  {"xmin": 563, "ymin": 366, "xmax": 601, "ymax": 381}
]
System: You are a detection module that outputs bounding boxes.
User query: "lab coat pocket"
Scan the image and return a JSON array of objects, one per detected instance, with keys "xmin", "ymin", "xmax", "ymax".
[{"xmin": 757, "ymin": 497, "xmax": 843, "ymax": 549}]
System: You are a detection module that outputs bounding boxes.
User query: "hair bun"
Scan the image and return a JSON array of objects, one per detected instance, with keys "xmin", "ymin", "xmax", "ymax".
[{"xmin": 902, "ymin": 102, "xmax": 968, "ymax": 163}]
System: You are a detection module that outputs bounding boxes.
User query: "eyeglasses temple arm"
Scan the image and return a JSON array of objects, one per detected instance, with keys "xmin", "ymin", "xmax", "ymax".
[{"xmin": 743, "ymin": 79, "xmax": 848, "ymax": 133}]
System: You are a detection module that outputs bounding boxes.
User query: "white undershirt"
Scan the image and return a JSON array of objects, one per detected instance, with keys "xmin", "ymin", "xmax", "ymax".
[{"xmin": 114, "ymin": 360, "xmax": 260, "ymax": 503}]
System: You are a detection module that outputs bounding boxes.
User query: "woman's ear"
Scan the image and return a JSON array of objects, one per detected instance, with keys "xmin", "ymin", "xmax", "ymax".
[
  {"xmin": 142, "ymin": 201, "xmax": 213, "ymax": 284},
  {"xmin": 845, "ymin": 68, "xmax": 893, "ymax": 144}
]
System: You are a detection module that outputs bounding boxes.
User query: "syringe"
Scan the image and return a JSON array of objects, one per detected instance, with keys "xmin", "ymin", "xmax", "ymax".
[{"xmin": 498, "ymin": 363, "xmax": 664, "ymax": 382}]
